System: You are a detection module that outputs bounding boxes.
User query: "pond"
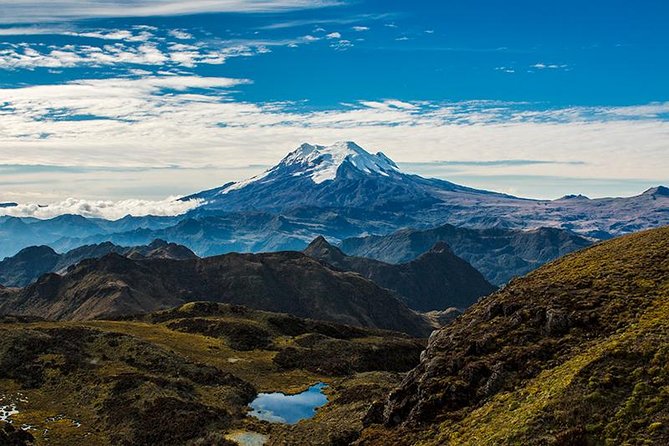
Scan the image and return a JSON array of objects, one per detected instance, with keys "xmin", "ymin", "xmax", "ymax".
[{"xmin": 247, "ymin": 382, "xmax": 328, "ymax": 424}]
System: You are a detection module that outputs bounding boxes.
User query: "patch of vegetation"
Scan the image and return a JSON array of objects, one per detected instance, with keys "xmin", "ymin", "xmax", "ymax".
[{"xmin": 0, "ymin": 301, "xmax": 425, "ymax": 445}]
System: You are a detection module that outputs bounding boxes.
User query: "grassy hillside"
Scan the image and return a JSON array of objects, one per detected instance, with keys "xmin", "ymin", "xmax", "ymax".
[
  {"xmin": 358, "ymin": 226, "xmax": 669, "ymax": 445},
  {"xmin": 0, "ymin": 302, "xmax": 424, "ymax": 446}
]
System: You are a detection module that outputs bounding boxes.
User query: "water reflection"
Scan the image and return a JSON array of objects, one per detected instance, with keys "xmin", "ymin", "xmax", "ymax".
[{"xmin": 248, "ymin": 383, "xmax": 328, "ymax": 424}]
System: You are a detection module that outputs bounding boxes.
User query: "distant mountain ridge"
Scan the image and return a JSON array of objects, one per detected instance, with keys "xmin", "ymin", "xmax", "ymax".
[
  {"xmin": 303, "ymin": 236, "xmax": 496, "ymax": 311},
  {"xmin": 0, "ymin": 239, "xmax": 197, "ymax": 287},
  {"xmin": 341, "ymin": 224, "xmax": 594, "ymax": 285},
  {"xmin": 0, "ymin": 251, "xmax": 433, "ymax": 337}
]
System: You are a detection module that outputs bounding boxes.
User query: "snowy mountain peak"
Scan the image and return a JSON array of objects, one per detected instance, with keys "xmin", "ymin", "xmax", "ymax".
[
  {"xmin": 220, "ymin": 141, "xmax": 400, "ymax": 194},
  {"xmin": 279, "ymin": 141, "xmax": 399, "ymax": 184}
]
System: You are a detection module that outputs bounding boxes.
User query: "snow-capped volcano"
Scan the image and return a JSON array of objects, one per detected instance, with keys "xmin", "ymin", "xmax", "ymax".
[
  {"xmin": 185, "ymin": 141, "xmax": 481, "ymax": 212},
  {"xmin": 221, "ymin": 141, "xmax": 401, "ymax": 194},
  {"xmin": 181, "ymin": 141, "xmax": 669, "ymax": 240}
]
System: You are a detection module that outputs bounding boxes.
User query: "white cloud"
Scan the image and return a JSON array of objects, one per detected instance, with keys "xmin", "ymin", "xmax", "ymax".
[
  {"xmin": 329, "ymin": 39, "xmax": 352, "ymax": 50},
  {"xmin": 0, "ymin": 197, "xmax": 201, "ymax": 219},
  {"xmin": 0, "ymin": 1, "xmax": 341, "ymax": 24},
  {"xmin": 531, "ymin": 63, "xmax": 569, "ymax": 70},
  {"xmin": 352, "ymin": 26, "xmax": 369, "ymax": 32},
  {"xmin": 0, "ymin": 76, "xmax": 667, "ymax": 203},
  {"xmin": 168, "ymin": 29, "xmax": 193, "ymax": 40},
  {"xmin": 325, "ymin": 32, "xmax": 341, "ymax": 39},
  {"xmin": 0, "ymin": 26, "xmax": 70, "ymax": 35},
  {"xmin": 0, "ymin": 42, "xmax": 171, "ymax": 69},
  {"xmin": 495, "ymin": 66, "xmax": 515, "ymax": 73},
  {"xmin": 73, "ymin": 30, "xmax": 134, "ymax": 40},
  {"xmin": 360, "ymin": 100, "xmax": 418, "ymax": 110},
  {"xmin": 0, "ymin": 34, "xmax": 278, "ymax": 69}
]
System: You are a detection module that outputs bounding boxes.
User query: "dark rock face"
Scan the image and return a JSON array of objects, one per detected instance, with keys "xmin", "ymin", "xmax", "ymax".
[
  {"xmin": 304, "ymin": 236, "xmax": 496, "ymax": 311},
  {"xmin": 0, "ymin": 239, "xmax": 197, "ymax": 287},
  {"xmin": 341, "ymin": 223, "xmax": 593, "ymax": 285},
  {"xmin": 357, "ymin": 227, "xmax": 669, "ymax": 446},
  {"xmin": 0, "ymin": 422, "xmax": 34, "ymax": 446},
  {"xmin": 0, "ymin": 251, "xmax": 432, "ymax": 337}
]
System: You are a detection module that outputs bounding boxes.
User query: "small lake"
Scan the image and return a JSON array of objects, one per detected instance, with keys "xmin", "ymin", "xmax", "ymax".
[{"xmin": 247, "ymin": 382, "xmax": 328, "ymax": 424}]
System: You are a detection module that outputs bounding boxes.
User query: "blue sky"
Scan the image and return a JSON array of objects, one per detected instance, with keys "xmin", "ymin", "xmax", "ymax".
[{"xmin": 0, "ymin": 0, "xmax": 668, "ymax": 217}]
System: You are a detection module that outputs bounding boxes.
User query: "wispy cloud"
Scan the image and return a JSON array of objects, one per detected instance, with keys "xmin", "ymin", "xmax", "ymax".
[
  {"xmin": 329, "ymin": 39, "xmax": 352, "ymax": 50},
  {"xmin": 0, "ymin": 1, "xmax": 342, "ymax": 24},
  {"xmin": 0, "ymin": 27, "xmax": 283, "ymax": 70},
  {"xmin": 0, "ymin": 26, "xmax": 71, "ymax": 35},
  {"xmin": 495, "ymin": 66, "xmax": 515, "ymax": 73},
  {"xmin": 530, "ymin": 63, "xmax": 569, "ymax": 70},
  {"xmin": 0, "ymin": 76, "xmax": 667, "ymax": 202},
  {"xmin": 258, "ymin": 13, "xmax": 393, "ymax": 30}
]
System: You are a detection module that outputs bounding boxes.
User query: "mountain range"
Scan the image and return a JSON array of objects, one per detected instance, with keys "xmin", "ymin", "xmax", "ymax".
[
  {"xmin": 0, "ymin": 249, "xmax": 432, "ymax": 337},
  {"xmin": 340, "ymin": 223, "xmax": 593, "ymax": 285},
  {"xmin": 0, "ymin": 239, "xmax": 196, "ymax": 287},
  {"xmin": 0, "ymin": 235, "xmax": 496, "ymax": 316},
  {"xmin": 1, "ymin": 223, "xmax": 667, "ymax": 445},
  {"xmin": 0, "ymin": 141, "xmax": 667, "ymax": 262}
]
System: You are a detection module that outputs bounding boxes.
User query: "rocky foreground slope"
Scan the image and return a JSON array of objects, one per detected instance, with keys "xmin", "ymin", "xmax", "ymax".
[
  {"xmin": 0, "ymin": 251, "xmax": 432, "ymax": 337},
  {"xmin": 357, "ymin": 226, "xmax": 669, "ymax": 445}
]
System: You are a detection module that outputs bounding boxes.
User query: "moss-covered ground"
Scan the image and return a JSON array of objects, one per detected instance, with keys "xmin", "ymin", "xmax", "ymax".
[{"xmin": 0, "ymin": 303, "xmax": 424, "ymax": 445}]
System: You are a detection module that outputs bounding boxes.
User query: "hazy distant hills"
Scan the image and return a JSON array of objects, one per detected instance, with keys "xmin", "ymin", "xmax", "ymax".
[
  {"xmin": 0, "ymin": 239, "xmax": 196, "ymax": 287},
  {"xmin": 304, "ymin": 236, "xmax": 496, "ymax": 311},
  {"xmin": 340, "ymin": 223, "xmax": 594, "ymax": 285},
  {"xmin": 359, "ymin": 226, "xmax": 669, "ymax": 445},
  {"xmin": 0, "ymin": 250, "xmax": 432, "ymax": 337}
]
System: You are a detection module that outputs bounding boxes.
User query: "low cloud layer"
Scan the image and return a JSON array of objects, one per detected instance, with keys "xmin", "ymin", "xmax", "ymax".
[{"xmin": 0, "ymin": 197, "xmax": 201, "ymax": 219}]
